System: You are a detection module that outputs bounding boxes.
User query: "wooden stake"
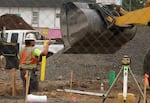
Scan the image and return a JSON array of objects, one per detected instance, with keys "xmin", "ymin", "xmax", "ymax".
[
  {"xmin": 72, "ymin": 96, "xmax": 76, "ymax": 103},
  {"xmin": 25, "ymin": 70, "xmax": 30, "ymax": 103},
  {"xmin": 144, "ymin": 73, "xmax": 149, "ymax": 103},
  {"xmin": 11, "ymin": 68, "xmax": 16, "ymax": 96},
  {"xmin": 70, "ymin": 70, "xmax": 73, "ymax": 96},
  {"xmin": 144, "ymin": 79, "xmax": 147, "ymax": 103},
  {"xmin": 117, "ymin": 93, "xmax": 135, "ymax": 103}
]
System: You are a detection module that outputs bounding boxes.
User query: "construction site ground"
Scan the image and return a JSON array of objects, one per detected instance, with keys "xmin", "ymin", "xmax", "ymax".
[
  {"xmin": 0, "ymin": 69, "xmax": 150, "ymax": 103},
  {"xmin": 0, "ymin": 26, "xmax": 150, "ymax": 103}
]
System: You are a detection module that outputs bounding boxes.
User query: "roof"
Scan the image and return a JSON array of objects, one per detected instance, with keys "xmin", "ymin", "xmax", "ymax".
[{"xmin": 0, "ymin": 0, "xmax": 95, "ymax": 7}]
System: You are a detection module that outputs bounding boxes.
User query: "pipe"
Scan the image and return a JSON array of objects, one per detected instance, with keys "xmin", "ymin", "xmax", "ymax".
[{"xmin": 27, "ymin": 94, "xmax": 47, "ymax": 103}]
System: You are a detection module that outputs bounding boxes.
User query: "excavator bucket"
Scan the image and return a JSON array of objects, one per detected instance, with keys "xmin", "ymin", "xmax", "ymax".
[{"xmin": 60, "ymin": 2, "xmax": 137, "ymax": 54}]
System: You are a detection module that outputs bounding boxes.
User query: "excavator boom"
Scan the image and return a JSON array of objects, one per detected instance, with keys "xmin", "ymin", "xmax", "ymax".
[{"xmin": 108, "ymin": 7, "xmax": 150, "ymax": 26}]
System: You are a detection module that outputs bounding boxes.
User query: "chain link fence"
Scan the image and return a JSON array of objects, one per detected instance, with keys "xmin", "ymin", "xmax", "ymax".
[{"xmin": 0, "ymin": 1, "xmax": 149, "ymax": 82}]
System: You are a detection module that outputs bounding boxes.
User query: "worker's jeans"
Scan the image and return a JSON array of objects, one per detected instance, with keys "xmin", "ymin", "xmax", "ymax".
[{"xmin": 20, "ymin": 68, "xmax": 39, "ymax": 95}]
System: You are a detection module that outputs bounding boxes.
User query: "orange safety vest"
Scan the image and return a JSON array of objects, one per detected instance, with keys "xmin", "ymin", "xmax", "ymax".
[{"xmin": 20, "ymin": 47, "xmax": 38, "ymax": 69}]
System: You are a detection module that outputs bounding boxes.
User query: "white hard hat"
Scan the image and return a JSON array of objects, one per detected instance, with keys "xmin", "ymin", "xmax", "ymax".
[{"xmin": 25, "ymin": 33, "xmax": 36, "ymax": 41}]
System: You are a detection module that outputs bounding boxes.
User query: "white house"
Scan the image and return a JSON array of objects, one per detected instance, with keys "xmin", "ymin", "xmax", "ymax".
[
  {"xmin": 96, "ymin": 0, "xmax": 122, "ymax": 5},
  {"xmin": 0, "ymin": 0, "xmax": 95, "ymax": 39}
]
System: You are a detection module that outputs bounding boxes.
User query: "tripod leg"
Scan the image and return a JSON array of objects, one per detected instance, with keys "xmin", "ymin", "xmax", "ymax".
[
  {"xmin": 129, "ymin": 68, "xmax": 144, "ymax": 97},
  {"xmin": 102, "ymin": 67, "xmax": 122, "ymax": 103}
]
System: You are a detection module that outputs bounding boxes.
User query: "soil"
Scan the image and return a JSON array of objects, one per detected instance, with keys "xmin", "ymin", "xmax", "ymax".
[
  {"xmin": 0, "ymin": 70, "xmax": 149, "ymax": 103},
  {"xmin": 0, "ymin": 14, "xmax": 33, "ymax": 30},
  {"xmin": 0, "ymin": 26, "xmax": 150, "ymax": 102}
]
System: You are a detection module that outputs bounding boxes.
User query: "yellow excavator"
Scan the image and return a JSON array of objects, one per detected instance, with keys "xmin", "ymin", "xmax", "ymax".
[{"xmin": 60, "ymin": 0, "xmax": 150, "ymax": 54}]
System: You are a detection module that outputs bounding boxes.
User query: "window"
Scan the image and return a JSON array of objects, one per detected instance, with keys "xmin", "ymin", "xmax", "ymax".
[
  {"xmin": 56, "ymin": 8, "xmax": 60, "ymax": 18},
  {"xmin": 11, "ymin": 33, "xmax": 18, "ymax": 43},
  {"xmin": 56, "ymin": 13, "xmax": 60, "ymax": 18},
  {"xmin": 32, "ymin": 11, "xmax": 39, "ymax": 25},
  {"xmin": 26, "ymin": 32, "xmax": 42, "ymax": 40}
]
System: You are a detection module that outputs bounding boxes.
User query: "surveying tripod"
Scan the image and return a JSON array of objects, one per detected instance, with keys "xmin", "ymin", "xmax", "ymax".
[{"xmin": 102, "ymin": 55, "xmax": 144, "ymax": 103}]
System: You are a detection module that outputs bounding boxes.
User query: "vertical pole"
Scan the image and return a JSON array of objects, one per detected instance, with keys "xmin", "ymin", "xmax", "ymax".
[
  {"xmin": 2, "ymin": 26, "xmax": 6, "ymax": 42},
  {"xmin": 40, "ymin": 41, "xmax": 47, "ymax": 81},
  {"xmin": 25, "ymin": 70, "xmax": 30, "ymax": 103},
  {"xmin": 11, "ymin": 68, "xmax": 16, "ymax": 96},
  {"xmin": 70, "ymin": 70, "xmax": 73, "ymax": 96},
  {"xmin": 2, "ymin": 27, "xmax": 5, "ymax": 39},
  {"xmin": 123, "ymin": 65, "xmax": 129, "ymax": 102},
  {"xmin": 144, "ymin": 73, "xmax": 149, "ymax": 103},
  {"xmin": 129, "ymin": 0, "xmax": 132, "ymax": 11},
  {"xmin": 144, "ymin": 78, "xmax": 147, "ymax": 103}
]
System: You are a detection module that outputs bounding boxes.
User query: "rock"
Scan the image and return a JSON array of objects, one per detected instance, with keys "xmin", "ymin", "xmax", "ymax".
[{"xmin": 57, "ymin": 75, "xmax": 64, "ymax": 80}]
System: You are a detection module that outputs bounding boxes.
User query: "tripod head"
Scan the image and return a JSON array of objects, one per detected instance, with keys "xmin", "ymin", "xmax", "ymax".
[{"xmin": 121, "ymin": 55, "xmax": 130, "ymax": 65}]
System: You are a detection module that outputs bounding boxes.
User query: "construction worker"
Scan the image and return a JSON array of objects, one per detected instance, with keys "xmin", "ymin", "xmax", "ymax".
[{"xmin": 19, "ymin": 33, "xmax": 50, "ymax": 95}]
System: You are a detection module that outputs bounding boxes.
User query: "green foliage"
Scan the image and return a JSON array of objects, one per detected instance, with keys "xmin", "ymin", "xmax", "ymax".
[{"xmin": 122, "ymin": 0, "xmax": 146, "ymax": 11}]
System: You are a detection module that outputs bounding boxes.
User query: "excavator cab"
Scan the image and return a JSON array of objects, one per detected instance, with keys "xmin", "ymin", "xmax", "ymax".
[{"xmin": 60, "ymin": 2, "xmax": 137, "ymax": 54}]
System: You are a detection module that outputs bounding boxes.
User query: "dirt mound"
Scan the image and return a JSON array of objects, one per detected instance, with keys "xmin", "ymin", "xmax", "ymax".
[
  {"xmin": 46, "ymin": 27, "xmax": 150, "ymax": 80},
  {"xmin": 0, "ymin": 14, "xmax": 33, "ymax": 30}
]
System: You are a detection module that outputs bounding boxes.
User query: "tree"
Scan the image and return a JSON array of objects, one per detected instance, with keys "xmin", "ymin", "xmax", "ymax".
[{"xmin": 122, "ymin": 0, "xmax": 146, "ymax": 11}]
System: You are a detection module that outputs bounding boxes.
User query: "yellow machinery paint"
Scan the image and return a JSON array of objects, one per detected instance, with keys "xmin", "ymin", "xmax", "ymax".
[{"xmin": 114, "ymin": 7, "xmax": 150, "ymax": 26}]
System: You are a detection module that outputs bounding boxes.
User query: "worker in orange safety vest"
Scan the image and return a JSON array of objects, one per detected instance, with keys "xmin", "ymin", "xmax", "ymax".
[{"xmin": 19, "ymin": 33, "xmax": 50, "ymax": 95}]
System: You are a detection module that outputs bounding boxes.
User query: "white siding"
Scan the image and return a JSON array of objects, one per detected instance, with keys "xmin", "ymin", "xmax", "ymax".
[
  {"xmin": 19, "ymin": 8, "xmax": 32, "ymax": 25},
  {"xmin": 96, "ymin": 0, "xmax": 122, "ymax": 5},
  {"xmin": 9, "ymin": 8, "xmax": 19, "ymax": 14},
  {"xmin": 0, "ymin": 7, "xmax": 60, "ymax": 29},
  {"xmin": 39, "ymin": 8, "xmax": 55, "ymax": 28},
  {"xmin": 0, "ymin": 7, "xmax": 10, "ymax": 15},
  {"xmin": 55, "ymin": 8, "xmax": 60, "ymax": 29},
  {"xmin": 0, "ymin": 7, "xmax": 32, "ymax": 25}
]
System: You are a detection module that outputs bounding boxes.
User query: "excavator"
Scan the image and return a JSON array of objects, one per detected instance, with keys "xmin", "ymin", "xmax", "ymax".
[
  {"xmin": 60, "ymin": 0, "xmax": 150, "ymax": 94},
  {"xmin": 60, "ymin": 0, "xmax": 150, "ymax": 54}
]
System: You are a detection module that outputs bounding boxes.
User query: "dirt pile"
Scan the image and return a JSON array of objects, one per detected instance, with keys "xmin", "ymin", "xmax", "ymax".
[
  {"xmin": 46, "ymin": 26, "xmax": 150, "ymax": 80},
  {"xmin": 0, "ymin": 14, "xmax": 33, "ymax": 30}
]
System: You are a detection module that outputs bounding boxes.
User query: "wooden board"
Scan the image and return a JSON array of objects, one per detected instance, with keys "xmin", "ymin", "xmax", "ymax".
[{"xmin": 117, "ymin": 93, "xmax": 135, "ymax": 103}]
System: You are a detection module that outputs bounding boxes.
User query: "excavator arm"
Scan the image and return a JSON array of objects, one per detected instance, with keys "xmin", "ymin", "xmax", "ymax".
[{"xmin": 107, "ymin": 6, "xmax": 150, "ymax": 26}]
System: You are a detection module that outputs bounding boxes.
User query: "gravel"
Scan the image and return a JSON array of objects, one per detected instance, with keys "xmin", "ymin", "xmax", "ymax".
[{"xmin": 45, "ymin": 27, "xmax": 150, "ymax": 81}]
